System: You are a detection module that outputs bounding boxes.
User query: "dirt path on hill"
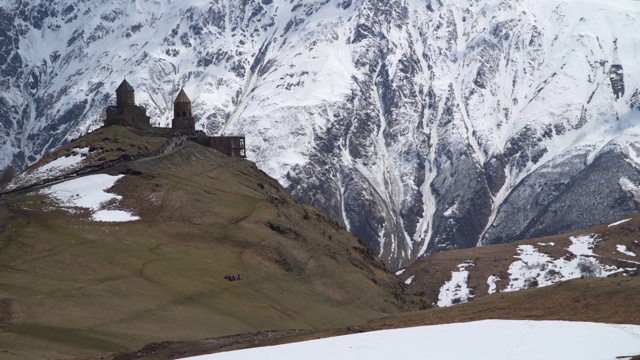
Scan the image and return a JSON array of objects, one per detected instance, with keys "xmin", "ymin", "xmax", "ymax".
[{"xmin": 137, "ymin": 135, "xmax": 189, "ymax": 163}]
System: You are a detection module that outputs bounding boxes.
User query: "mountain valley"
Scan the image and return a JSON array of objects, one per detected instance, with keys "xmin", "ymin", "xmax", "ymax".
[{"xmin": 3, "ymin": 0, "xmax": 640, "ymax": 358}]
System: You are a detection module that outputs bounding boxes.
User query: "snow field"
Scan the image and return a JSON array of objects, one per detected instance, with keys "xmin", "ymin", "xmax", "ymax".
[
  {"xmin": 40, "ymin": 174, "xmax": 139, "ymax": 222},
  {"xmin": 566, "ymin": 234, "xmax": 598, "ymax": 256},
  {"xmin": 180, "ymin": 320, "xmax": 640, "ymax": 360},
  {"xmin": 37, "ymin": 148, "xmax": 89, "ymax": 174}
]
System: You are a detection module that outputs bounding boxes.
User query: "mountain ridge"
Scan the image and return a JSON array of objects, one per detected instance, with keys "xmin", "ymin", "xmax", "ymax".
[{"xmin": 2, "ymin": 0, "xmax": 640, "ymax": 267}]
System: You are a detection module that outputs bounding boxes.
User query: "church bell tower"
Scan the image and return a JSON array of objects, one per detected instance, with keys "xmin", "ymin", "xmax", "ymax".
[
  {"xmin": 115, "ymin": 79, "xmax": 135, "ymax": 108},
  {"xmin": 172, "ymin": 88, "xmax": 195, "ymax": 131}
]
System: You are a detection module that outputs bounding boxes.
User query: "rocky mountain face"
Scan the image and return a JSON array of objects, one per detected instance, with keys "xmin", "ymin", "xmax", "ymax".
[{"xmin": 2, "ymin": 0, "xmax": 640, "ymax": 268}]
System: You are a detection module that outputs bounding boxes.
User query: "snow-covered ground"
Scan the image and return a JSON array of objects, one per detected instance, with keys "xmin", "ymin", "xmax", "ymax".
[
  {"xmin": 40, "ymin": 174, "xmax": 139, "ymax": 222},
  {"xmin": 180, "ymin": 320, "xmax": 640, "ymax": 360}
]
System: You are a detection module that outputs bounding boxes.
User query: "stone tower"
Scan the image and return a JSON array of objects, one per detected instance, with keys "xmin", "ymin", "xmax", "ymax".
[
  {"xmin": 116, "ymin": 79, "xmax": 135, "ymax": 107},
  {"xmin": 172, "ymin": 88, "xmax": 195, "ymax": 131}
]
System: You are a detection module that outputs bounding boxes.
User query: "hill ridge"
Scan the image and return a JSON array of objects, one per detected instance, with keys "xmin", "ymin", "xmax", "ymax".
[
  {"xmin": 0, "ymin": 126, "xmax": 414, "ymax": 360},
  {"xmin": 400, "ymin": 215, "xmax": 640, "ymax": 307}
]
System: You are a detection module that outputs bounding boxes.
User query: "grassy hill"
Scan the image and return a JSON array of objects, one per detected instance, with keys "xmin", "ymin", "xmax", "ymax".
[
  {"xmin": 111, "ymin": 217, "xmax": 640, "ymax": 359},
  {"xmin": 0, "ymin": 126, "xmax": 414, "ymax": 360},
  {"xmin": 4, "ymin": 125, "xmax": 640, "ymax": 360},
  {"xmin": 86, "ymin": 273, "xmax": 640, "ymax": 360}
]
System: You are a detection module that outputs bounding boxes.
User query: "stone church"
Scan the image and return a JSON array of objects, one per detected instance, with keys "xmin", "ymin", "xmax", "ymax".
[
  {"xmin": 105, "ymin": 80, "xmax": 196, "ymax": 131},
  {"xmin": 105, "ymin": 79, "xmax": 151, "ymax": 128},
  {"xmin": 103, "ymin": 80, "xmax": 246, "ymax": 158}
]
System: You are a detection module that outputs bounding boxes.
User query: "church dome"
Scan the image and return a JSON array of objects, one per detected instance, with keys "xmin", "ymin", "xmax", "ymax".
[
  {"xmin": 116, "ymin": 79, "xmax": 134, "ymax": 92},
  {"xmin": 174, "ymin": 88, "xmax": 191, "ymax": 103}
]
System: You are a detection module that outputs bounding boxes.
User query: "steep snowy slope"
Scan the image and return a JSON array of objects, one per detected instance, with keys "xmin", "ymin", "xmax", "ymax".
[{"xmin": 2, "ymin": 0, "xmax": 640, "ymax": 268}]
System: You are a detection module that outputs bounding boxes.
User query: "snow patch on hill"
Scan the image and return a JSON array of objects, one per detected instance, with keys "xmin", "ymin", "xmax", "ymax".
[
  {"xmin": 617, "ymin": 244, "xmax": 637, "ymax": 257},
  {"xmin": 437, "ymin": 260, "xmax": 474, "ymax": 307},
  {"xmin": 404, "ymin": 275, "xmax": 415, "ymax": 285},
  {"xmin": 609, "ymin": 218, "xmax": 632, "ymax": 227},
  {"xmin": 40, "ymin": 174, "xmax": 139, "ymax": 222},
  {"xmin": 504, "ymin": 235, "xmax": 622, "ymax": 292},
  {"xmin": 486, "ymin": 275, "xmax": 500, "ymax": 295},
  {"xmin": 567, "ymin": 234, "xmax": 599, "ymax": 256}
]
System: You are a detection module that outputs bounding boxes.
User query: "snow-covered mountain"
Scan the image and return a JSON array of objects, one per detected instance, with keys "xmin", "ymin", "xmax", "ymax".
[{"xmin": 3, "ymin": 0, "xmax": 640, "ymax": 268}]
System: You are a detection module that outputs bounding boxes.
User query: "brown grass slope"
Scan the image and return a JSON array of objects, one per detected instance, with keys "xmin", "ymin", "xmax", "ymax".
[
  {"xmin": 0, "ymin": 127, "xmax": 414, "ymax": 360},
  {"xmin": 80, "ymin": 185, "xmax": 640, "ymax": 360},
  {"xmin": 400, "ymin": 216, "xmax": 640, "ymax": 306},
  {"xmin": 88, "ymin": 275, "xmax": 640, "ymax": 360}
]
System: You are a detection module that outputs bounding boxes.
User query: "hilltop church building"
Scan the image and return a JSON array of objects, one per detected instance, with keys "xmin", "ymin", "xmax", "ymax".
[
  {"xmin": 104, "ymin": 79, "xmax": 245, "ymax": 158},
  {"xmin": 105, "ymin": 80, "xmax": 151, "ymax": 128}
]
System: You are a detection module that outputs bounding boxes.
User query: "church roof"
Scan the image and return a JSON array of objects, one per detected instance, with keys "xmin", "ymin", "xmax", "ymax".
[
  {"xmin": 174, "ymin": 88, "xmax": 191, "ymax": 103},
  {"xmin": 116, "ymin": 79, "xmax": 134, "ymax": 92}
]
